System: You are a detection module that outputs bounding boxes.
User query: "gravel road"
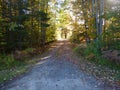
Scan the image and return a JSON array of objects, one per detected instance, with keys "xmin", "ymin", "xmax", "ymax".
[{"xmin": 0, "ymin": 40, "xmax": 114, "ymax": 90}]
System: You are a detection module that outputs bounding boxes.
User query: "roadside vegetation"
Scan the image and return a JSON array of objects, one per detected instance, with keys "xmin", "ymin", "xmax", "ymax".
[
  {"xmin": 0, "ymin": 0, "xmax": 56, "ymax": 84},
  {"xmin": 70, "ymin": 0, "xmax": 120, "ymax": 84},
  {"xmin": 0, "ymin": 46, "xmax": 51, "ymax": 84}
]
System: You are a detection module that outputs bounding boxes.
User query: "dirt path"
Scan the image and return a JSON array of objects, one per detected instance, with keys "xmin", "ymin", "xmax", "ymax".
[{"xmin": 0, "ymin": 40, "xmax": 114, "ymax": 90}]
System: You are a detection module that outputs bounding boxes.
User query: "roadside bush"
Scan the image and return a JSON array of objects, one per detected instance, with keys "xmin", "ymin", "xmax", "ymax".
[
  {"xmin": 70, "ymin": 34, "xmax": 81, "ymax": 44},
  {"xmin": 13, "ymin": 48, "xmax": 36, "ymax": 61},
  {"xmin": 74, "ymin": 39, "xmax": 120, "ymax": 69},
  {"xmin": 25, "ymin": 48, "xmax": 34, "ymax": 53},
  {"xmin": 84, "ymin": 40, "xmax": 103, "ymax": 58},
  {"xmin": 73, "ymin": 44, "xmax": 86, "ymax": 56},
  {"xmin": 0, "ymin": 54, "xmax": 24, "ymax": 70}
]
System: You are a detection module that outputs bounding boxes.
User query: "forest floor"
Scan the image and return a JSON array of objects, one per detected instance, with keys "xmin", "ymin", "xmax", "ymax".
[{"xmin": 0, "ymin": 40, "xmax": 119, "ymax": 90}]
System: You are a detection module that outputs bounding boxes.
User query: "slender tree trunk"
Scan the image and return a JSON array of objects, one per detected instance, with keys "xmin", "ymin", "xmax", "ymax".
[
  {"xmin": 17, "ymin": 0, "xmax": 23, "ymax": 50},
  {"xmin": 99, "ymin": 0, "xmax": 104, "ymax": 35},
  {"xmin": 94, "ymin": 0, "xmax": 99, "ymax": 41}
]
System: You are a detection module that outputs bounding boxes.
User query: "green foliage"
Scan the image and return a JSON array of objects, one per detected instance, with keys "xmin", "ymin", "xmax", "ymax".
[
  {"xmin": 70, "ymin": 24, "xmax": 86, "ymax": 44},
  {"xmin": 71, "ymin": 0, "xmax": 120, "ymax": 53},
  {"xmin": 46, "ymin": 29, "xmax": 56, "ymax": 42},
  {"xmin": 70, "ymin": 36, "xmax": 80, "ymax": 44},
  {"xmin": 103, "ymin": 10, "xmax": 120, "ymax": 50},
  {"xmin": 0, "ymin": 0, "xmax": 56, "ymax": 52},
  {"xmin": 24, "ymin": 48, "xmax": 34, "ymax": 53},
  {"xmin": 74, "ymin": 44, "xmax": 120, "ymax": 71},
  {"xmin": 0, "ymin": 54, "xmax": 23, "ymax": 70},
  {"xmin": 0, "ymin": 66, "xmax": 27, "ymax": 83},
  {"xmin": 73, "ymin": 44, "xmax": 86, "ymax": 56},
  {"xmin": 70, "ymin": 31, "xmax": 82, "ymax": 44},
  {"xmin": 85, "ymin": 42, "xmax": 100, "ymax": 57}
]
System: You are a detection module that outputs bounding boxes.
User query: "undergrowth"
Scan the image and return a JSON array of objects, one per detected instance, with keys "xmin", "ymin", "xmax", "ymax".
[
  {"xmin": 73, "ymin": 42, "xmax": 120, "ymax": 81},
  {"xmin": 0, "ymin": 47, "xmax": 41, "ymax": 84},
  {"xmin": 0, "ymin": 43, "xmax": 51, "ymax": 84},
  {"xmin": 0, "ymin": 54, "xmax": 25, "ymax": 70}
]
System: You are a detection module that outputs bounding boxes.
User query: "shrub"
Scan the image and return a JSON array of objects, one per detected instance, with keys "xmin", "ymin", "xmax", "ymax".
[
  {"xmin": 84, "ymin": 42, "xmax": 100, "ymax": 57},
  {"xmin": 73, "ymin": 44, "xmax": 86, "ymax": 56},
  {"xmin": 0, "ymin": 54, "xmax": 24, "ymax": 70}
]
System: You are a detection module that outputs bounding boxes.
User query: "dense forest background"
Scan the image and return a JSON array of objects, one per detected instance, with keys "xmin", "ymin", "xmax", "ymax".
[
  {"xmin": 0, "ymin": 0, "xmax": 120, "ymax": 51},
  {"xmin": 70, "ymin": 0, "xmax": 120, "ymax": 65},
  {"xmin": 0, "ymin": 0, "xmax": 56, "ymax": 53}
]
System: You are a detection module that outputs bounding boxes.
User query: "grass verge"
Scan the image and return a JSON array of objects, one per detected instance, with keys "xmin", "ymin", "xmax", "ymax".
[
  {"xmin": 73, "ymin": 44, "xmax": 120, "ymax": 84},
  {"xmin": 0, "ymin": 44, "xmax": 51, "ymax": 85}
]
